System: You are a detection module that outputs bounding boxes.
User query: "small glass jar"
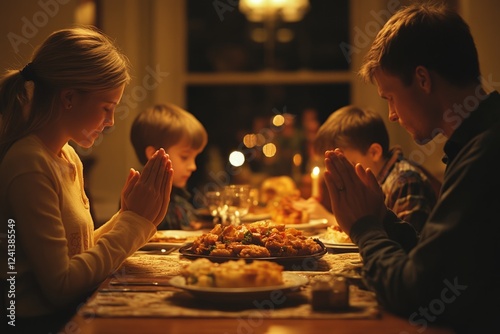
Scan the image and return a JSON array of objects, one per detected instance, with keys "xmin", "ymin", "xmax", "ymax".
[
  {"xmin": 311, "ymin": 275, "xmax": 349, "ymax": 311},
  {"xmin": 311, "ymin": 277, "xmax": 332, "ymax": 311},
  {"xmin": 329, "ymin": 275, "xmax": 349, "ymax": 310}
]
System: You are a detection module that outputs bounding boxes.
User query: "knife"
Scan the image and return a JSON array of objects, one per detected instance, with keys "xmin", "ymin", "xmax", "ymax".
[
  {"xmin": 98, "ymin": 288, "xmax": 163, "ymax": 293},
  {"xmin": 109, "ymin": 281, "xmax": 172, "ymax": 287}
]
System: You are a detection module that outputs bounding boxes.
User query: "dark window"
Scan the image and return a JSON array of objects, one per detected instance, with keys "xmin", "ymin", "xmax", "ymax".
[
  {"xmin": 187, "ymin": 0, "xmax": 350, "ymax": 72},
  {"xmin": 187, "ymin": 84, "xmax": 350, "ymax": 191},
  {"xmin": 185, "ymin": 0, "xmax": 351, "ymax": 194}
]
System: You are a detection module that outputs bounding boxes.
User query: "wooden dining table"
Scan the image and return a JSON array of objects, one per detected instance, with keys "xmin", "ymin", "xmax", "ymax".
[
  {"xmin": 66, "ymin": 312, "xmax": 455, "ymax": 334},
  {"xmin": 61, "ymin": 236, "xmax": 456, "ymax": 334}
]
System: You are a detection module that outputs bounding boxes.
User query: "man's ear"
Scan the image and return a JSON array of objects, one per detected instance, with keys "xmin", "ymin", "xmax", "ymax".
[
  {"xmin": 367, "ymin": 143, "xmax": 384, "ymax": 162},
  {"xmin": 145, "ymin": 146, "xmax": 157, "ymax": 160},
  {"xmin": 415, "ymin": 65, "xmax": 432, "ymax": 94},
  {"xmin": 59, "ymin": 89, "xmax": 75, "ymax": 109}
]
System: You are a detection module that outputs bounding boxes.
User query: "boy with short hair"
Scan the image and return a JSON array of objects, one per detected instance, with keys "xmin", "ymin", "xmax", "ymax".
[
  {"xmin": 130, "ymin": 103, "xmax": 208, "ymax": 230},
  {"xmin": 314, "ymin": 105, "xmax": 439, "ymax": 233}
]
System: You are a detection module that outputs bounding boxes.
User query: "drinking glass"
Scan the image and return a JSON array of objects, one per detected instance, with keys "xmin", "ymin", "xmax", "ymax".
[
  {"xmin": 249, "ymin": 188, "xmax": 260, "ymax": 208},
  {"xmin": 204, "ymin": 191, "xmax": 224, "ymax": 224},
  {"xmin": 221, "ymin": 185, "xmax": 251, "ymax": 225}
]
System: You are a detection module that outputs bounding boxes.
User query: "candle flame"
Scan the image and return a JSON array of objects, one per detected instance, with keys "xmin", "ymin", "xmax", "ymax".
[{"xmin": 312, "ymin": 166, "xmax": 320, "ymax": 177}]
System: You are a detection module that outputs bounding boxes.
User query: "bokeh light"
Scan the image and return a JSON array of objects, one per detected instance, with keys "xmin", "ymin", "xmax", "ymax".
[
  {"xmin": 229, "ymin": 151, "xmax": 245, "ymax": 167},
  {"xmin": 272, "ymin": 114, "xmax": 285, "ymax": 127},
  {"xmin": 243, "ymin": 133, "xmax": 257, "ymax": 148},
  {"xmin": 262, "ymin": 143, "xmax": 277, "ymax": 157},
  {"xmin": 293, "ymin": 153, "xmax": 302, "ymax": 166}
]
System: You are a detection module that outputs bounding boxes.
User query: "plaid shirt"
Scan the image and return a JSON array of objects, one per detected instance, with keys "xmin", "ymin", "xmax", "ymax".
[
  {"xmin": 157, "ymin": 186, "xmax": 196, "ymax": 230},
  {"xmin": 377, "ymin": 147, "xmax": 437, "ymax": 233}
]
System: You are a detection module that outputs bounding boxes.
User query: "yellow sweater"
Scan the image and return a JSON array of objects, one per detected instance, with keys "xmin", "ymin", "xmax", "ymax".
[{"xmin": 0, "ymin": 135, "xmax": 156, "ymax": 317}]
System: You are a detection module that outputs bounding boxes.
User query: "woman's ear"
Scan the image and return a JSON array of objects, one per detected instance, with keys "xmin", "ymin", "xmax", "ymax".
[
  {"xmin": 59, "ymin": 89, "xmax": 75, "ymax": 110},
  {"xmin": 144, "ymin": 146, "xmax": 157, "ymax": 161},
  {"xmin": 415, "ymin": 65, "xmax": 432, "ymax": 94}
]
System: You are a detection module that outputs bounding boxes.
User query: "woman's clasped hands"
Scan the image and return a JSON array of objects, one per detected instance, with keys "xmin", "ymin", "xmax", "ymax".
[
  {"xmin": 120, "ymin": 148, "xmax": 174, "ymax": 226},
  {"xmin": 323, "ymin": 149, "xmax": 387, "ymax": 235}
]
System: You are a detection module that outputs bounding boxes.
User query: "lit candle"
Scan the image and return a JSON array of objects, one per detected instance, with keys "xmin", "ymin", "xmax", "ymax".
[{"xmin": 311, "ymin": 166, "xmax": 320, "ymax": 198}]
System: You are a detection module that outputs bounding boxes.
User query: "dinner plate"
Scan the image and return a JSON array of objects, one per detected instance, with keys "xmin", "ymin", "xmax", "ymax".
[
  {"xmin": 319, "ymin": 239, "xmax": 359, "ymax": 251},
  {"xmin": 283, "ymin": 218, "xmax": 329, "ymax": 230},
  {"xmin": 178, "ymin": 239, "xmax": 327, "ymax": 266},
  {"xmin": 240, "ymin": 212, "xmax": 272, "ymax": 222},
  {"xmin": 140, "ymin": 230, "xmax": 204, "ymax": 250},
  {"xmin": 169, "ymin": 272, "xmax": 308, "ymax": 302}
]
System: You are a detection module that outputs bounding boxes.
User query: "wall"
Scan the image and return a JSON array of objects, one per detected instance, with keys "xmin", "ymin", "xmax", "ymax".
[
  {"xmin": 461, "ymin": 0, "xmax": 500, "ymax": 95},
  {"xmin": 0, "ymin": 1, "xmax": 78, "ymax": 69}
]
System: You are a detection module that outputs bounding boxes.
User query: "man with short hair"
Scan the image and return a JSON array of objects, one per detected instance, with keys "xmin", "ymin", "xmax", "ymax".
[{"xmin": 323, "ymin": 4, "xmax": 500, "ymax": 332}]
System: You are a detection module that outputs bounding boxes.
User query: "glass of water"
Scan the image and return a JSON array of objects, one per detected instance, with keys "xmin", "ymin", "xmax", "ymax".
[
  {"xmin": 221, "ymin": 185, "xmax": 251, "ymax": 225},
  {"xmin": 204, "ymin": 190, "xmax": 224, "ymax": 224}
]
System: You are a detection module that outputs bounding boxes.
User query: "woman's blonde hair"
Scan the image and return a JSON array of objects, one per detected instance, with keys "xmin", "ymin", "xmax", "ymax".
[
  {"xmin": 130, "ymin": 103, "xmax": 208, "ymax": 165},
  {"xmin": 0, "ymin": 26, "xmax": 131, "ymax": 160}
]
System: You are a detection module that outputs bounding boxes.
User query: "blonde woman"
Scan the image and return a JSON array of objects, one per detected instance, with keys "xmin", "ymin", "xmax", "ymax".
[{"xmin": 0, "ymin": 27, "xmax": 173, "ymax": 331}]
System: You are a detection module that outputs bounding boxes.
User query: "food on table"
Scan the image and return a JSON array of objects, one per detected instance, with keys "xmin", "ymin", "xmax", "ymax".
[
  {"xmin": 189, "ymin": 221, "xmax": 323, "ymax": 257},
  {"xmin": 181, "ymin": 258, "xmax": 284, "ymax": 288},
  {"xmin": 260, "ymin": 175, "xmax": 298, "ymax": 206},
  {"xmin": 321, "ymin": 225, "xmax": 352, "ymax": 244},
  {"xmin": 271, "ymin": 193, "xmax": 309, "ymax": 225}
]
